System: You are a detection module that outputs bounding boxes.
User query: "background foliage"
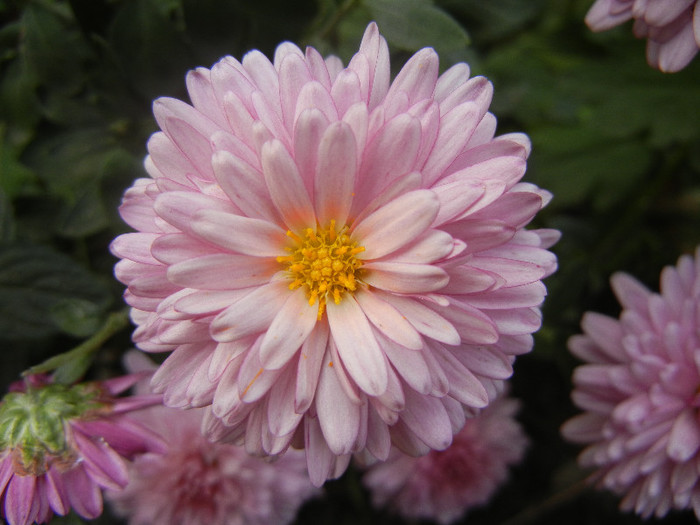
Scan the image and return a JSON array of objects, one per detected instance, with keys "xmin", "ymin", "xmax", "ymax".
[{"xmin": 1, "ymin": 0, "xmax": 699, "ymax": 523}]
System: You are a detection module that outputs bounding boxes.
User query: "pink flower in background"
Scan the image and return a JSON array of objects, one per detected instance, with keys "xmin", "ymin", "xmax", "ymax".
[
  {"xmin": 585, "ymin": 0, "xmax": 700, "ymax": 72},
  {"xmin": 0, "ymin": 375, "xmax": 164, "ymax": 525},
  {"xmin": 362, "ymin": 393, "xmax": 528, "ymax": 524},
  {"xmin": 107, "ymin": 402, "xmax": 319, "ymax": 525},
  {"xmin": 562, "ymin": 247, "xmax": 700, "ymax": 519},
  {"xmin": 111, "ymin": 22, "xmax": 557, "ymax": 485}
]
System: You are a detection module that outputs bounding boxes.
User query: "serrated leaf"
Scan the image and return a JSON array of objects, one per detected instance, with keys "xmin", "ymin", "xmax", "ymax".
[
  {"xmin": 0, "ymin": 244, "xmax": 111, "ymax": 340},
  {"xmin": 365, "ymin": 0, "xmax": 469, "ymax": 54}
]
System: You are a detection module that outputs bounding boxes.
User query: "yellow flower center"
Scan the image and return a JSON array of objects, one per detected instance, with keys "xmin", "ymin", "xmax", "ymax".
[{"xmin": 277, "ymin": 220, "xmax": 365, "ymax": 319}]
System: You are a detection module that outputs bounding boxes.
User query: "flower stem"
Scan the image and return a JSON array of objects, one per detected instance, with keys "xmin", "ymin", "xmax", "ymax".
[
  {"xmin": 500, "ymin": 479, "xmax": 591, "ymax": 525},
  {"xmin": 23, "ymin": 309, "xmax": 131, "ymax": 384}
]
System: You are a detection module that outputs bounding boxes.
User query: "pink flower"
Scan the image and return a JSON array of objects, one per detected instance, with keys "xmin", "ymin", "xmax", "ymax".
[
  {"xmin": 0, "ymin": 375, "xmax": 165, "ymax": 525},
  {"xmin": 111, "ymin": 22, "xmax": 558, "ymax": 485},
  {"xmin": 362, "ymin": 393, "xmax": 528, "ymax": 524},
  {"xmin": 107, "ymin": 402, "xmax": 319, "ymax": 525},
  {"xmin": 585, "ymin": 0, "xmax": 700, "ymax": 72},
  {"xmin": 562, "ymin": 247, "xmax": 700, "ymax": 519}
]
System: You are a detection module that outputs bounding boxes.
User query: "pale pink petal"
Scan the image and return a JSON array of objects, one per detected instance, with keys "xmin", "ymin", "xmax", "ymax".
[
  {"xmin": 259, "ymin": 287, "xmax": 319, "ymax": 369},
  {"xmin": 314, "ymin": 121, "xmax": 357, "ymax": 226},
  {"xmin": 316, "ymin": 352, "xmax": 362, "ymax": 455},
  {"xmin": 355, "ymin": 288, "xmax": 423, "ymax": 350},
  {"xmin": 326, "ymin": 296, "xmax": 388, "ymax": 396},
  {"xmin": 191, "ymin": 209, "xmax": 286, "ymax": 257},
  {"xmin": 261, "ymin": 139, "xmax": 316, "ymax": 231},
  {"xmin": 353, "ymin": 190, "xmax": 439, "ymax": 259}
]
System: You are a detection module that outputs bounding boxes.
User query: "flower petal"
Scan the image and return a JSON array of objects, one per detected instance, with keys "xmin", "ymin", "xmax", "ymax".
[
  {"xmin": 326, "ymin": 295, "xmax": 388, "ymax": 396},
  {"xmin": 261, "ymin": 139, "xmax": 316, "ymax": 231},
  {"xmin": 260, "ymin": 287, "xmax": 319, "ymax": 369},
  {"xmin": 314, "ymin": 121, "xmax": 357, "ymax": 226},
  {"xmin": 353, "ymin": 190, "xmax": 439, "ymax": 259}
]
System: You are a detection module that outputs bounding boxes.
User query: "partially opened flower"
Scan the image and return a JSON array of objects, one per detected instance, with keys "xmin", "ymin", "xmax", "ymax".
[
  {"xmin": 585, "ymin": 0, "xmax": 700, "ymax": 72},
  {"xmin": 107, "ymin": 402, "xmax": 319, "ymax": 525},
  {"xmin": 111, "ymin": 21, "xmax": 558, "ymax": 485},
  {"xmin": 562, "ymin": 247, "xmax": 700, "ymax": 519},
  {"xmin": 0, "ymin": 375, "xmax": 164, "ymax": 525},
  {"xmin": 362, "ymin": 393, "xmax": 528, "ymax": 524}
]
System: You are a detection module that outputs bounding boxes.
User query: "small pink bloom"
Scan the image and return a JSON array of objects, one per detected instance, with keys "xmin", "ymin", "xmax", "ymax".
[
  {"xmin": 562, "ymin": 247, "xmax": 700, "ymax": 519},
  {"xmin": 111, "ymin": 22, "xmax": 557, "ymax": 485},
  {"xmin": 107, "ymin": 401, "xmax": 319, "ymax": 525},
  {"xmin": 0, "ymin": 376, "xmax": 165, "ymax": 525},
  {"xmin": 362, "ymin": 393, "xmax": 528, "ymax": 524},
  {"xmin": 585, "ymin": 0, "xmax": 700, "ymax": 72}
]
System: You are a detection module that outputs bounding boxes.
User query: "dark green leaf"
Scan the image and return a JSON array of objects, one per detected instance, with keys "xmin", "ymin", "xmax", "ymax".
[
  {"xmin": 0, "ymin": 243, "xmax": 111, "ymax": 340},
  {"xmin": 365, "ymin": 0, "xmax": 469, "ymax": 54}
]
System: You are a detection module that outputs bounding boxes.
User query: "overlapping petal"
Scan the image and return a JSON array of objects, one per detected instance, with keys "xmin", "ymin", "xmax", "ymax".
[{"xmin": 111, "ymin": 22, "xmax": 557, "ymax": 485}]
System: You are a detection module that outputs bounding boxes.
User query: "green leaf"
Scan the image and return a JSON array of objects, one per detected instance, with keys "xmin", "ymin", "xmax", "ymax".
[
  {"xmin": 0, "ymin": 189, "xmax": 15, "ymax": 242},
  {"xmin": 365, "ymin": 0, "xmax": 469, "ymax": 54},
  {"xmin": 0, "ymin": 243, "xmax": 111, "ymax": 340},
  {"xmin": 21, "ymin": 1, "xmax": 93, "ymax": 96}
]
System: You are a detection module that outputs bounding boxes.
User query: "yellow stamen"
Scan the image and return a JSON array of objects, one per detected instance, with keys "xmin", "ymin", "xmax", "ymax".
[{"xmin": 279, "ymin": 221, "xmax": 364, "ymax": 320}]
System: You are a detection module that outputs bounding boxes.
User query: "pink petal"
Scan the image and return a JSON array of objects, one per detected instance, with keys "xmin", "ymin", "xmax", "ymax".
[
  {"xmin": 71, "ymin": 428, "xmax": 129, "ymax": 490},
  {"xmin": 5, "ymin": 474, "xmax": 38, "ymax": 525},
  {"xmin": 400, "ymin": 387, "xmax": 453, "ymax": 451},
  {"xmin": 210, "ymin": 281, "xmax": 288, "ymax": 342},
  {"xmin": 266, "ymin": 366, "xmax": 303, "ymax": 436},
  {"xmin": 354, "ymin": 288, "xmax": 423, "ymax": 350},
  {"xmin": 63, "ymin": 467, "xmax": 103, "ymax": 519},
  {"xmin": 261, "ymin": 139, "xmax": 316, "ymax": 231},
  {"xmin": 294, "ymin": 108, "xmax": 330, "ymax": 196},
  {"xmin": 167, "ymin": 253, "xmax": 278, "ymax": 290},
  {"xmin": 211, "ymin": 150, "xmax": 280, "ymax": 223},
  {"xmin": 355, "ymin": 22, "xmax": 391, "ymax": 109},
  {"xmin": 353, "ymin": 190, "xmax": 439, "ymax": 259},
  {"xmin": 326, "ymin": 295, "xmax": 388, "ymax": 396},
  {"xmin": 259, "ymin": 287, "xmax": 319, "ymax": 369},
  {"xmin": 316, "ymin": 352, "xmax": 361, "ymax": 455},
  {"xmin": 363, "ymin": 261, "xmax": 449, "ymax": 293},
  {"xmin": 304, "ymin": 416, "xmax": 335, "ymax": 487},
  {"xmin": 191, "ymin": 209, "xmax": 286, "ymax": 257},
  {"xmin": 314, "ymin": 122, "xmax": 357, "ymax": 226},
  {"xmin": 385, "ymin": 47, "xmax": 439, "ymax": 106},
  {"xmin": 296, "ymin": 322, "xmax": 330, "ymax": 413},
  {"xmin": 667, "ymin": 409, "xmax": 700, "ymax": 462},
  {"xmin": 380, "ymin": 292, "xmax": 460, "ymax": 345}
]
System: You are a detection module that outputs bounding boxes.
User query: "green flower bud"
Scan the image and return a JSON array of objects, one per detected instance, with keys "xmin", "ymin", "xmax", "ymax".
[{"xmin": 0, "ymin": 383, "xmax": 105, "ymax": 475}]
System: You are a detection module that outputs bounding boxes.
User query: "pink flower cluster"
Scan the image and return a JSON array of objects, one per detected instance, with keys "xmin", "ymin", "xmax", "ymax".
[
  {"xmin": 562, "ymin": 247, "xmax": 700, "ymax": 518},
  {"xmin": 586, "ymin": 0, "xmax": 700, "ymax": 71},
  {"xmin": 362, "ymin": 393, "xmax": 528, "ymax": 524},
  {"xmin": 111, "ymin": 22, "xmax": 557, "ymax": 485},
  {"xmin": 0, "ymin": 375, "xmax": 164, "ymax": 525},
  {"xmin": 107, "ymin": 405, "xmax": 319, "ymax": 525}
]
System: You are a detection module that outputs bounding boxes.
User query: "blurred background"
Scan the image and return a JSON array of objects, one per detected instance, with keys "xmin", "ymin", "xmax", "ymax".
[{"xmin": 1, "ymin": 0, "xmax": 699, "ymax": 523}]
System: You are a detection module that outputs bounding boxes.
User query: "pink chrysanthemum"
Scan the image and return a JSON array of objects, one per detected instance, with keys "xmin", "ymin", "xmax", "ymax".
[
  {"xmin": 362, "ymin": 393, "xmax": 528, "ymax": 524},
  {"xmin": 107, "ymin": 403, "xmax": 319, "ymax": 525},
  {"xmin": 111, "ymin": 22, "xmax": 558, "ymax": 485},
  {"xmin": 585, "ymin": 0, "xmax": 700, "ymax": 72},
  {"xmin": 0, "ymin": 375, "xmax": 165, "ymax": 525},
  {"xmin": 562, "ymin": 247, "xmax": 700, "ymax": 519}
]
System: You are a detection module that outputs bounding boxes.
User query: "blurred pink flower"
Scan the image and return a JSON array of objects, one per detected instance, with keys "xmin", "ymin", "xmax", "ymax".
[
  {"xmin": 362, "ymin": 394, "xmax": 528, "ymax": 524},
  {"xmin": 111, "ymin": 22, "xmax": 557, "ymax": 485},
  {"xmin": 585, "ymin": 0, "xmax": 700, "ymax": 72},
  {"xmin": 107, "ymin": 402, "xmax": 319, "ymax": 525},
  {"xmin": 0, "ymin": 375, "xmax": 164, "ymax": 525},
  {"xmin": 562, "ymin": 247, "xmax": 700, "ymax": 519}
]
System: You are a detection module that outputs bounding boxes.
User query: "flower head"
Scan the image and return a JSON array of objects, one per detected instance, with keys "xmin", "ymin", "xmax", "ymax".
[
  {"xmin": 585, "ymin": 0, "xmax": 700, "ymax": 72},
  {"xmin": 107, "ymin": 402, "xmax": 319, "ymax": 525},
  {"xmin": 0, "ymin": 375, "xmax": 164, "ymax": 525},
  {"xmin": 362, "ymin": 393, "xmax": 528, "ymax": 524},
  {"xmin": 111, "ymin": 22, "xmax": 557, "ymax": 485},
  {"xmin": 562, "ymin": 247, "xmax": 700, "ymax": 519}
]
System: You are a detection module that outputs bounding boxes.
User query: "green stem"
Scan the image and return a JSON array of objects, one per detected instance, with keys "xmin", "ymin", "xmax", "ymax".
[
  {"xmin": 500, "ymin": 479, "xmax": 591, "ymax": 525},
  {"xmin": 22, "ymin": 309, "xmax": 130, "ymax": 382}
]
